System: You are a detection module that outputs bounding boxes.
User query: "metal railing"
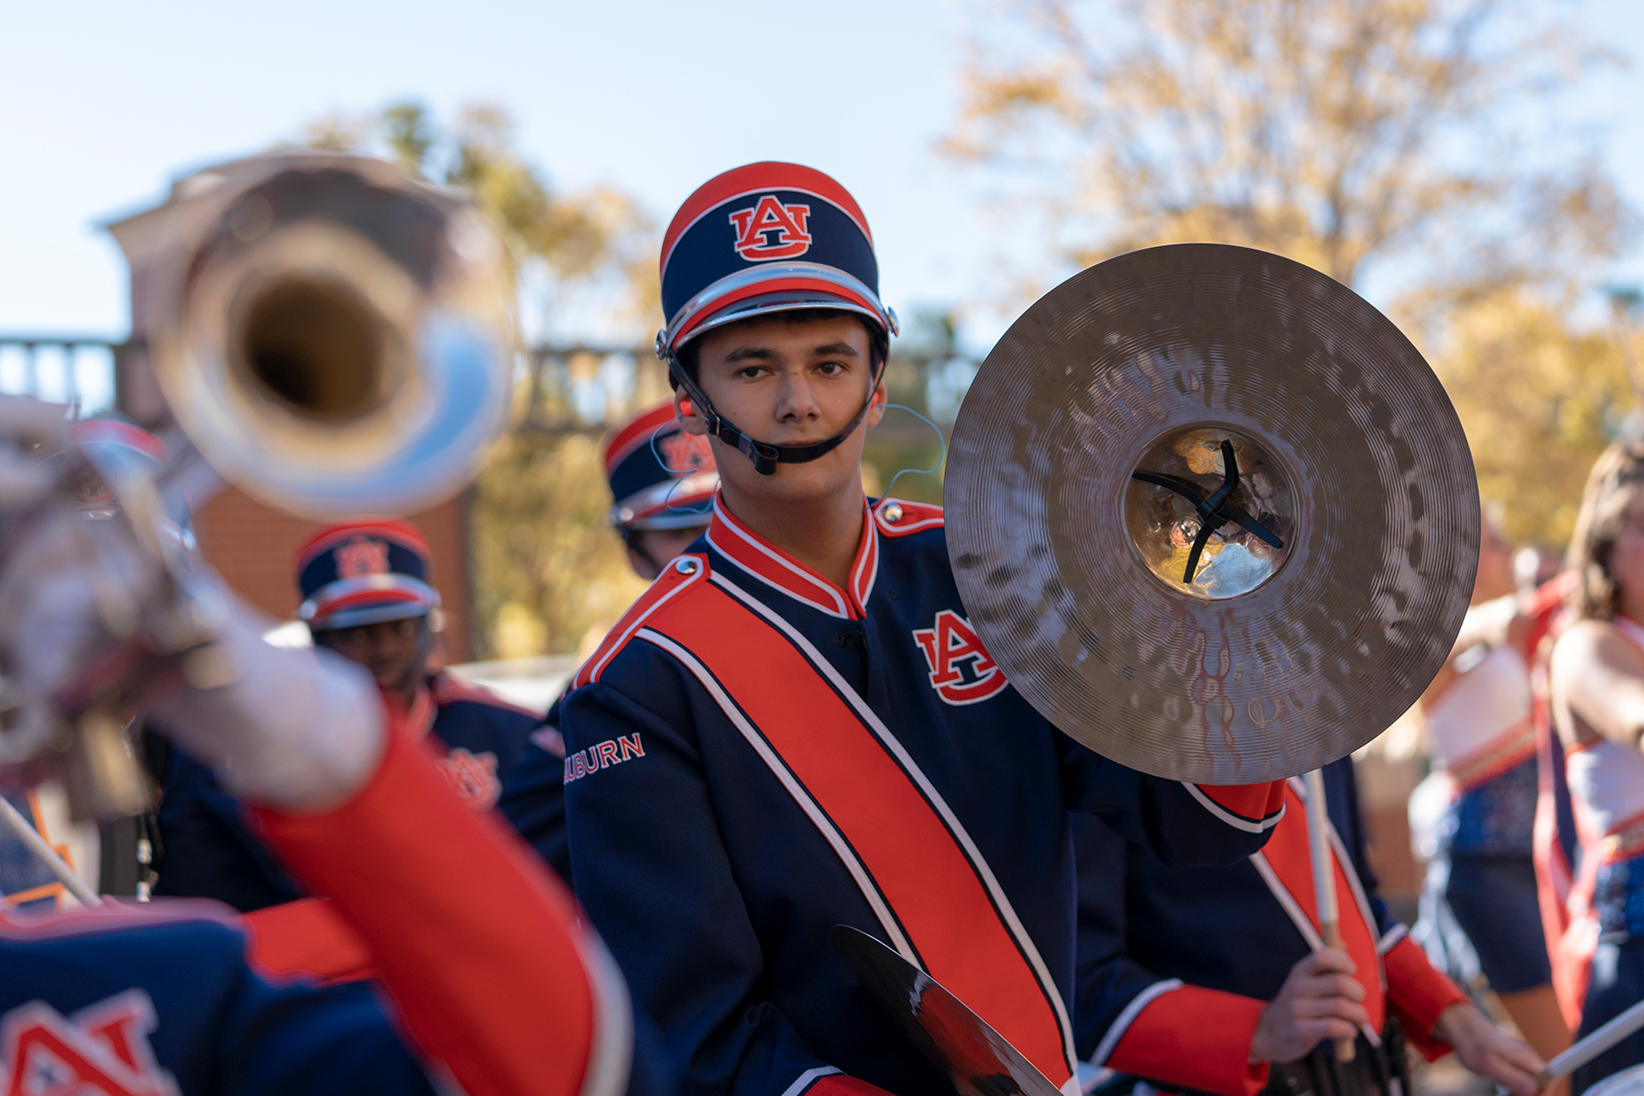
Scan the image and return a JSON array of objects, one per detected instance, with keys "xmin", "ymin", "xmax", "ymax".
[
  {"xmin": 0, "ymin": 336, "xmax": 979, "ymax": 439},
  {"xmin": 0, "ymin": 336, "xmax": 125, "ymax": 413}
]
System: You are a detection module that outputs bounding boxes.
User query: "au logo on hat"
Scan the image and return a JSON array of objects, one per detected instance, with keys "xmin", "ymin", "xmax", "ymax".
[
  {"xmin": 729, "ymin": 196, "xmax": 813, "ymax": 261},
  {"xmin": 334, "ymin": 536, "xmax": 390, "ymax": 579},
  {"xmin": 658, "ymin": 431, "xmax": 713, "ymax": 475}
]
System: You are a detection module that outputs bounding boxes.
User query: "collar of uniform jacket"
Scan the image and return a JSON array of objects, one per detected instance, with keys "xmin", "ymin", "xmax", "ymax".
[{"xmin": 704, "ymin": 490, "xmax": 887, "ymax": 620}]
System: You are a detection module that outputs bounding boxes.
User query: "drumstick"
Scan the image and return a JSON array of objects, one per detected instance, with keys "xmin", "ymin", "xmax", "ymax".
[
  {"xmin": 1305, "ymin": 768, "xmax": 1354, "ymax": 1063},
  {"xmin": 0, "ymin": 795, "xmax": 101, "ymax": 907},
  {"xmin": 1535, "ymin": 998, "xmax": 1644, "ymax": 1085}
]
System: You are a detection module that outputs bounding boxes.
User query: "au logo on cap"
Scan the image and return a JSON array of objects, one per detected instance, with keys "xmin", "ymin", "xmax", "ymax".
[
  {"xmin": 729, "ymin": 195, "xmax": 812, "ymax": 261},
  {"xmin": 659, "ymin": 431, "xmax": 713, "ymax": 475},
  {"xmin": 334, "ymin": 536, "xmax": 390, "ymax": 578}
]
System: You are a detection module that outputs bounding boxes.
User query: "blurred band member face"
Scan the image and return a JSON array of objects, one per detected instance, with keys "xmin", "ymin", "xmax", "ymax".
[
  {"xmin": 314, "ymin": 616, "xmax": 432, "ymax": 706},
  {"xmin": 626, "ymin": 526, "xmax": 706, "ymax": 581}
]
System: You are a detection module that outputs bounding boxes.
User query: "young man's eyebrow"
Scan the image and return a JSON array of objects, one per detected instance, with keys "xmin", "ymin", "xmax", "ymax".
[
  {"xmin": 808, "ymin": 341, "xmax": 860, "ymax": 358},
  {"xmin": 721, "ymin": 341, "xmax": 861, "ymax": 362},
  {"xmin": 723, "ymin": 346, "xmax": 780, "ymax": 363}
]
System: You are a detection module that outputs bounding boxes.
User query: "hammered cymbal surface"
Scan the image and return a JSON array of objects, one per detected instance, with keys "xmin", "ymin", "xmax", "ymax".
[{"xmin": 946, "ymin": 243, "xmax": 1479, "ymax": 783}]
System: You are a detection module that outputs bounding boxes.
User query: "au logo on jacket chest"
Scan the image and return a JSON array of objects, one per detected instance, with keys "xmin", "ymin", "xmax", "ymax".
[
  {"xmin": 728, "ymin": 196, "xmax": 812, "ymax": 261},
  {"xmin": 436, "ymin": 747, "xmax": 501, "ymax": 811},
  {"xmin": 913, "ymin": 610, "xmax": 1008, "ymax": 705}
]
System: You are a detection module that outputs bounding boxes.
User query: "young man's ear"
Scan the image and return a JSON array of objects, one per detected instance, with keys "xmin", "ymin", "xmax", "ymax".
[
  {"xmin": 674, "ymin": 386, "xmax": 708, "ymax": 436},
  {"xmin": 864, "ymin": 376, "xmax": 889, "ymax": 430}
]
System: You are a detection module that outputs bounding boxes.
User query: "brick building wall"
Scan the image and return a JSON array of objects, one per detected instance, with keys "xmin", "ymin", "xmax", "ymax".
[{"xmin": 192, "ymin": 486, "xmax": 475, "ymax": 663}]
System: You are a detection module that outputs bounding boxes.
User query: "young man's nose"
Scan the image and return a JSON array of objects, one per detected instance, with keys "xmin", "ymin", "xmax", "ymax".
[{"xmin": 773, "ymin": 371, "xmax": 821, "ymax": 421}]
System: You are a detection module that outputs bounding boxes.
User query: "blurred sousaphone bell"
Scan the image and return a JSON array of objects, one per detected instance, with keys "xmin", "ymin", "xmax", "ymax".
[
  {"xmin": 946, "ymin": 243, "xmax": 1479, "ymax": 784},
  {"xmin": 20, "ymin": 152, "xmax": 518, "ymax": 821},
  {"xmin": 146, "ymin": 149, "xmax": 516, "ymax": 517}
]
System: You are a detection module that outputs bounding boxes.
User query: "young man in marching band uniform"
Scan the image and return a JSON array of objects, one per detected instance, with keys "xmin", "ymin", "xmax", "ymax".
[
  {"xmin": 558, "ymin": 161, "xmax": 1290, "ymax": 1096},
  {"xmin": 1071, "ymin": 761, "xmax": 1544, "ymax": 1096},
  {"xmin": 154, "ymin": 520, "xmax": 542, "ymax": 909},
  {"xmin": 0, "ymin": 397, "xmax": 643, "ymax": 1096},
  {"xmin": 498, "ymin": 401, "xmax": 718, "ymax": 879}
]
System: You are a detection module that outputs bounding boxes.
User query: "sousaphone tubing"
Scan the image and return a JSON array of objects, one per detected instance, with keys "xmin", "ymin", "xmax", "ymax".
[{"xmin": 946, "ymin": 244, "xmax": 1479, "ymax": 783}]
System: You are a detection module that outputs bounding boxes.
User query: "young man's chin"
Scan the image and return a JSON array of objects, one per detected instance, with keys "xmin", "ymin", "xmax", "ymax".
[{"xmin": 721, "ymin": 448, "xmax": 866, "ymax": 508}]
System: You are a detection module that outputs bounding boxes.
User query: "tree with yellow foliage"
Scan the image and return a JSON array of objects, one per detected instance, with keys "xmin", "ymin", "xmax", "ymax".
[{"xmin": 1434, "ymin": 289, "xmax": 1631, "ymax": 550}]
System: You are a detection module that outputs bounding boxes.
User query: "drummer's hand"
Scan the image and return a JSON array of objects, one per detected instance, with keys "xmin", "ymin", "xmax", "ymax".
[
  {"xmin": 1433, "ymin": 1002, "xmax": 1545, "ymax": 1095},
  {"xmin": 1249, "ymin": 948, "xmax": 1367, "ymax": 1063}
]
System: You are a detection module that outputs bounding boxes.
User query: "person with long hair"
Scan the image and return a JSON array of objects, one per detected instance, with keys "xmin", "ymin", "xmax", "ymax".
[{"xmin": 1549, "ymin": 441, "xmax": 1644, "ymax": 1090}]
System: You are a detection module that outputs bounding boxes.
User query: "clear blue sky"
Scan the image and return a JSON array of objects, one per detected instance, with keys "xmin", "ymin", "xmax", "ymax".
[{"xmin": 3, "ymin": 0, "xmax": 1643, "ymax": 355}]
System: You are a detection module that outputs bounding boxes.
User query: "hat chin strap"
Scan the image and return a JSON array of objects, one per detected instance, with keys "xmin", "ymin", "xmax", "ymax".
[{"xmin": 666, "ymin": 357, "xmax": 880, "ymax": 476}]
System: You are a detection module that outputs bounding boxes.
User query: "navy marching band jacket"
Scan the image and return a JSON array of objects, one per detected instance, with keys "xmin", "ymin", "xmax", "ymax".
[
  {"xmin": 1071, "ymin": 759, "xmax": 1468, "ymax": 1096},
  {"xmin": 498, "ymin": 693, "xmax": 572, "ymax": 886},
  {"xmin": 155, "ymin": 673, "xmax": 546, "ymax": 910},
  {"xmin": 561, "ymin": 494, "xmax": 1288, "ymax": 1096},
  {"xmin": 0, "ymin": 903, "xmax": 437, "ymax": 1095}
]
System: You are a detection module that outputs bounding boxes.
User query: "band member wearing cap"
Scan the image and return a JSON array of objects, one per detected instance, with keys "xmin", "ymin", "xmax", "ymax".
[
  {"xmin": 1071, "ymin": 761, "xmax": 1543, "ymax": 1096},
  {"xmin": 0, "ymin": 396, "xmax": 643, "ymax": 1096},
  {"xmin": 1549, "ymin": 442, "xmax": 1644, "ymax": 1091},
  {"xmin": 606, "ymin": 401, "xmax": 719, "ymax": 579},
  {"xmin": 497, "ymin": 402, "xmax": 719, "ymax": 878},
  {"xmin": 1417, "ymin": 512, "xmax": 1569, "ymax": 1063},
  {"xmin": 558, "ymin": 161, "xmax": 1289, "ymax": 1096},
  {"xmin": 152, "ymin": 519, "xmax": 541, "ymax": 911}
]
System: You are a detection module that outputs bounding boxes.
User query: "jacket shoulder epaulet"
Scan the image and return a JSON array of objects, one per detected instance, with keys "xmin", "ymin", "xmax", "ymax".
[
  {"xmin": 431, "ymin": 674, "xmax": 541, "ymax": 719},
  {"xmin": 572, "ymin": 553, "xmax": 712, "ymax": 690},
  {"xmin": 873, "ymin": 498, "xmax": 945, "ymax": 538}
]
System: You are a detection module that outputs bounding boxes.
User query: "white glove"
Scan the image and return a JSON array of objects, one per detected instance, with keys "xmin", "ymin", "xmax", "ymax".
[
  {"xmin": 148, "ymin": 590, "xmax": 387, "ymax": 811},
  {"xmin": 0, "ymin": 395, "xmax": 386, "ymax": 812}
]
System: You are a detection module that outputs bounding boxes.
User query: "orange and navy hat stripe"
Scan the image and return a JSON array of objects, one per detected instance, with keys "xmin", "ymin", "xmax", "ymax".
[{"xmin": 668, "ymin": 276, "xmax": 882, "ymax": 349}]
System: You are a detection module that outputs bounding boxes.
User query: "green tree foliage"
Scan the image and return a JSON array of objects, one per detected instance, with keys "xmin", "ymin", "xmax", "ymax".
[
  {"xmin": 948, "ymin": 0, "xmax": 1636, "ymax": 548},
  {"xmin": 298, "ymin": 102, "xmax": 658, "ymax": 656}
]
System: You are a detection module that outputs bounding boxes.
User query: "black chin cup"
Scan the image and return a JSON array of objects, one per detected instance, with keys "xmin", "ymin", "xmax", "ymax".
[{"xmin": 666, "ymin": 356, "xmax": 879, "ymax": 477}]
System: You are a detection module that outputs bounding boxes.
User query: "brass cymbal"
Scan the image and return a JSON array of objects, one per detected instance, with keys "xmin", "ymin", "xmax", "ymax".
[
  {"xmin": 830, "ymin": 926, "xmax": 1065, "ymax": 1096},
  {"xmin": 946, "ymin": 243, "xmax": 1478, "ymax": 783}
]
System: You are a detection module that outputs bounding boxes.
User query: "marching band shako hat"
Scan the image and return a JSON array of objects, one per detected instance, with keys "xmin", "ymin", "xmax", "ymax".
[
  {"xmin": 655, "ymin": 162, "xmax": 898, "ymax": 476},
  {"xmin": 295, "ymin": 519, "xmax": 440, "ymax": 632},
  {"xmin": 604, "ymin": 402, "xmax": 718, "ymax": 531}
]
